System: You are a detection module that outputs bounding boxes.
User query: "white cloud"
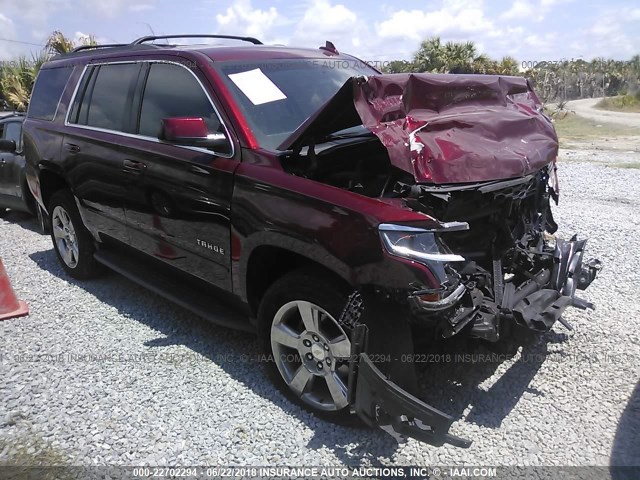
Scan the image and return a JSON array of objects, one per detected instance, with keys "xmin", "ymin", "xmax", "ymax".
[
  {"xmin": 215, "ymin": 0, "xmax": 283, "ymax": 41},
  {"xmin": 524, "ymin": 32, "xmax": 557, "ymax": 52},
  {"xmin": 129, "ymin": 4, "xmax": 154, "ymax": 12},
  {"xmin": 0, "ymin": 14, "xmax": 17, "ymax": 58},
  {"xmin": 500, "ymin": 0, "xmax": 535, "ymax": 20},
  {"xmin": 583, "ymin": 8, "xmax": 639, "ymax": 59},
  {"xmin": 289, "ymin": 0, "xmax": 359, "ymax": 47},
  {"xmin": 297, "ymin": 0, "xmax": 357, "ymax": 34},
  {"xmin": 500, "ymin": 0, "xmax": 573, "ymax": 22},
  {"xmin": 376, "ymin": 1, "xmax": 493, "ymax": 41},
  {"xmin": 73, "ymin": 31, "xmax": 92, "ymax": 44}
]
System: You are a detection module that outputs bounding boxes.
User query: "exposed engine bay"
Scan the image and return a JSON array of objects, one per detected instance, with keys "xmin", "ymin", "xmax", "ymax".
[
  {"xmin": 281, "ymin": 136, "xmax": 412, "ymax": 198},
  {"xmin": 404, "ymin": 165, "xmax": 602, "ymax": 342},
  {"xmin": 283, "ymin": 136, "xmax": 602, "ymax": 345},
  {"xmin": 277, "ymin": 72, "xmax": 603, "ymax": 447}
]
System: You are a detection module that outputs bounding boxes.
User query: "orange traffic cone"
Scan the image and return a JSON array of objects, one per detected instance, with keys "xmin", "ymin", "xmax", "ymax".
[{"xmin": 0, "ymin": 258, "xmax": 29, "ymax": 321}]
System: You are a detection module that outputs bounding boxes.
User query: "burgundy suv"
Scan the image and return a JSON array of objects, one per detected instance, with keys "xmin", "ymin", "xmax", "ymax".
[{"xmin": 16, "ymin": 34, "xmax": 601, "ymax": 447}]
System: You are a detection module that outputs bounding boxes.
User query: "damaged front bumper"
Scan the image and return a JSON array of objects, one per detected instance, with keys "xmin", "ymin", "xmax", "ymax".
[
  {"xmin": 346, "ymin": 237, "xmax": 601, "ymax": 448},
  {"xmin": 408, "ymin": 235, "xmax": 603, "ymax": 342},
  {"xmin": 347, "ymin": 324, "xmax": 472, "ymax": 448}
]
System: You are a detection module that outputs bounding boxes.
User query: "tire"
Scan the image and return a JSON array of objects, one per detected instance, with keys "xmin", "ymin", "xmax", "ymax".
[
  {"xmin": 258, "ymin": 268, "xmax": 356, "ymax": 423},
  {"xmin": 48, "ymin": 189, "xmax": 103, "ymax": 279},
  {"xmin": 0, "ymin": 207, "xmax": 8, "ymax": 218}
]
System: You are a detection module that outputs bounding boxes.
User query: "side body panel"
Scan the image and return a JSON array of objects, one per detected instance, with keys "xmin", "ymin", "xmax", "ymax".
[
  {"xmin": 122, "ymin": 140, "xmax": 238, "ymax": 291},
  {"xmin": 231, "ymin": 149, "xmax": 442, "ymax": 306}
]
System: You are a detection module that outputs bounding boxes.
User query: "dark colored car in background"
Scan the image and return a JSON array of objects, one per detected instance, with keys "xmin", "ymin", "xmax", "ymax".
[
  {"xmin": 11, "ymin": 34, "xmax": 602, "ymax": 448},
  {"xmin": 0, "ymin": 112, "xmax": 36, "ymax": 217}
]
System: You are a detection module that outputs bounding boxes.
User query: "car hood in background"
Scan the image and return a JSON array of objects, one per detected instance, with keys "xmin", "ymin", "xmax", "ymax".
[{"xmin": 278, "ymin": 73, "xmax": 559, "ymax": 184}]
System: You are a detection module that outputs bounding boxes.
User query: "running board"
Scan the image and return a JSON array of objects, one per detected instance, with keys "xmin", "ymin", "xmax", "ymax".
[{"xmin": 94, "ymin": 249, "xmax": 254, "ymax": 333}]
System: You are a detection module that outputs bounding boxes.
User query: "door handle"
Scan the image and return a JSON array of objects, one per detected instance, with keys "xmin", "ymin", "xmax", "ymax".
[
  {"xmin": 122, "ymin": 159, "xmax": 147, "ymax": 173},
  {"xmin": 64, "ymin": 143, "xmax": 80, "ymax": 154}
]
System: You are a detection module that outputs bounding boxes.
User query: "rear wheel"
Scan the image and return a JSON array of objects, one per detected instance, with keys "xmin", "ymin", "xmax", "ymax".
[
  {"xmin": 0, "ymin": 207, "xmax": 8, "ymax": 218},
  {"xmin": 258, "ymin": 269, "xmax": 354, "ymax": 422},
  {"xmin": 48, "ymin": 190, "xmax": 103, "ymax": 279}
]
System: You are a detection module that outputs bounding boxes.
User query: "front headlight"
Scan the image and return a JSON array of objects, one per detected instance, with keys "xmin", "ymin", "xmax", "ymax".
[{"xmin": 378, "ymin": 223, "xmax": 465, "ymax": 263}]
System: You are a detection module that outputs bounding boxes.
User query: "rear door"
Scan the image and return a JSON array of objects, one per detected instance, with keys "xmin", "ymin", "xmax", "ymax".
[
  {"xmin": 122, "ymin": 61, "xmax": 238, "ymax": 291},
  {"xmin": 63, "ymin": 62, "xmax": 142, "ymax": 244}
]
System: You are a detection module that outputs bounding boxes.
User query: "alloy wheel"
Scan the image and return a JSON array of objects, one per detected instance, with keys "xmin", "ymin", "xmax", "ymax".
[
  {"xmin": 270, "ymin": 300, "xmax": 352, "ymax": 411},
  {"xmin": 51, "ymin": 206, "xmax": 79, "ymax": 268}
]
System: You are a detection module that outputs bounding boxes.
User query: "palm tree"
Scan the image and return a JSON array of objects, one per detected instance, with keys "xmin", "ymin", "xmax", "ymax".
[
  {"xmin": 472, "ymin": 54, "xmax": 496, "ymax": 74},
  {"xmin": 1, "ymin": 31, "xmax": 97, "ymax": 111},
  {"xmin": 0, "ymin": 52, "xmax": 48, "ymax": 111},
  {"xmin": 45, "ymin": 31, "xmax": 97, "ymax": 55},
  {"xmin": 413, "ymin": 37, "xmax": 446, "ymax": 72},
  {"xmin": 441, "ymin": 41, "xmax": 476, "ymax": 73},
  {"xmin": 45, "ymin": 31, "xmax": 75, "ymax": 55},
  {"xmin": 413, "ymin": 37, "xmax": 512, "ymax": 75},
  {"xmin": 496, "ymin": 56, "xmax": 519, "ymax": 76}
]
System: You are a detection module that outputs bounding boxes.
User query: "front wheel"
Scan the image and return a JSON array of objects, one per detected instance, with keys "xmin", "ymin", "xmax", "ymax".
[
  {"xmin": 258, "ymin": 269, "xmax": 354, "ymax": 422},
  {"xmin": 48, "ymin": 190, "xmax": 103, "ymax": 279}
]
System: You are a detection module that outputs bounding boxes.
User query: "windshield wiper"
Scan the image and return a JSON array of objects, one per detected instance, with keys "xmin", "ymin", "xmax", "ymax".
[{"xmin": 322, "ymin": 129, "xmax": 374, "ymax": 142}]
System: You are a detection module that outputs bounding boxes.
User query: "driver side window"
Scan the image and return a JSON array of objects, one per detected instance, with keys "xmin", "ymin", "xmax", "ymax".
[{"xmin": 138, "ymin": 63, "xmax": 223, "ymax": 139}]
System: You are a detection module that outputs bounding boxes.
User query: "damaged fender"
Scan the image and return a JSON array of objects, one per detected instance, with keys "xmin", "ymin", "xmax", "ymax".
[{"xmin": 341, "ymin": 292, "xmax": 471, "ymax": 448}]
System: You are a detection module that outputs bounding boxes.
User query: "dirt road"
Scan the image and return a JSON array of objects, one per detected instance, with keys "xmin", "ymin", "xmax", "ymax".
[{"xmin": 566, "ymin": 98, "xmax": 640, "ymax": 128}]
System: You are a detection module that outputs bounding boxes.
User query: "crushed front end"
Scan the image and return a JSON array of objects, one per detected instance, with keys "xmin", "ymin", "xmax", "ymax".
[
  {"xmin": 277, "ymin": 72, "xmax": 602, "ymax": 448},
  {"xmin": 346, "ymin": 165, "xmax": 601, "ymax": 448},
  {"xmin": 394, "ymin": 165, "xmax": 602, "ymax": 343}
]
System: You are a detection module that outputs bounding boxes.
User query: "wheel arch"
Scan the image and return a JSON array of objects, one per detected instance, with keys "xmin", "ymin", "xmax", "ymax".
[
  {"xmin": 39, "ymin": 167, "xmax": 70, "ymax": 212},
  {"xmin": 244, "ymin": 244, "xmax": 353, "ymax": 318}
]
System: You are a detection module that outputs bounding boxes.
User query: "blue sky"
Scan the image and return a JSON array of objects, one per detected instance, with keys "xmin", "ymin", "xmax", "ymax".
[{"xmin": 0, "ymin": 0, "xmax": 638, "ymax": 63}]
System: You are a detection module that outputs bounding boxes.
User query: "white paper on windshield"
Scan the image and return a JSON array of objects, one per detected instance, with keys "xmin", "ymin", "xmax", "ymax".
[{"xmin": 228, "ymin": 68, "xmax": 287, "ymax": 105}]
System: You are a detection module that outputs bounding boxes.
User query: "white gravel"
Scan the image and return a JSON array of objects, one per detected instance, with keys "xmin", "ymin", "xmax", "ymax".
[{"xmin": 0, "ymin": 149, "xmax": 639, "ymax": 467}]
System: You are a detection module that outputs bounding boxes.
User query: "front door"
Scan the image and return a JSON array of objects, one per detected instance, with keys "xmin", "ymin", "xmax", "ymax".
[{"xmin": 122, "ymin": 61, "xmax": 237, "ymax": 291}]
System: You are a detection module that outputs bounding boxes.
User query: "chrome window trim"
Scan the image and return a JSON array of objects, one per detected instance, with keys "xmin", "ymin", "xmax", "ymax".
[{"xmin": 64, "ymin": 59, "xmax": 235, "ymax": 159}]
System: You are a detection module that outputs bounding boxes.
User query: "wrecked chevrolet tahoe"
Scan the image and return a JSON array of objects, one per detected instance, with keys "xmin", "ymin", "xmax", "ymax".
[{"xmin": 19, "ymin": 35, "xmax": 601, "ymax": 448}]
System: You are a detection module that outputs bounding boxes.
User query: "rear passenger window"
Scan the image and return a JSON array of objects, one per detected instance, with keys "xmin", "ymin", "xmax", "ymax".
[
  {"xmin": 73, "ymin": 63, "xmax": 139, "ymax": 131},
  {"xmin": 28, "ymin": 67, "xmax": 73, "ymax": 121},
  {"xmin": 138, "ymin": 63, "xmax": 220, "ymax": 138}
]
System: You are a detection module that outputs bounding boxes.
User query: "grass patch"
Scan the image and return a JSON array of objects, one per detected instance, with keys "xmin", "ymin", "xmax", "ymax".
[
  {"xmin": 608, "ymin": 162, "xmax": 640, "ymax": 169},
  {"xmin": 0, "ymin": 426, "xmax": 72, "ymax": 478},
  {"xmin": 595, "ymin": 94, "xmax": 640, "ymax": 113},
  {"xmin": 552, "ymin": 112, "xmax": 639, "ymax": 143}
]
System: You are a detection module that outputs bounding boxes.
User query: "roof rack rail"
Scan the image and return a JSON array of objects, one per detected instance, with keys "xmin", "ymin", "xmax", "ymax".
[
  {"xmin": 131, "ymin": 34, "xmax": 263, "ymax": 46},
  {"xmin": 72, "ymin": 43, "xmax": 128, "ymax": 53}
]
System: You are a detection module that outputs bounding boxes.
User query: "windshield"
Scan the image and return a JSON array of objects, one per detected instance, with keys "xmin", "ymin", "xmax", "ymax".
[{"xmin": 216, "ymin": 58, "xmax": 378, "ymax": 150}]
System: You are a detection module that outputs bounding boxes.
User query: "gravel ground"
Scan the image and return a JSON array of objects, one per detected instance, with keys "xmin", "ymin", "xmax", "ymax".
[{"xmin": 0, "ymin": 149, "xmax": 639, "ymax": 468}]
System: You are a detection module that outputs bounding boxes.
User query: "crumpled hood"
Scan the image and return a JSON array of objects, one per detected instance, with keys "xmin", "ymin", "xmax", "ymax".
[{"xmin": 279, "ymin": 73, "xmax": 559, "ymax": 184}]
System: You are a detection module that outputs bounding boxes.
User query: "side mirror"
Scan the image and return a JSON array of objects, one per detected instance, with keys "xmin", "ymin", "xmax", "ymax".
[
  {"xmin": 0, "ymin": 139, "xmax": 16, "ymax": 153},
  {"xmin": 161, "ymin": 117, "xmax": 229, "ymax": 151}
]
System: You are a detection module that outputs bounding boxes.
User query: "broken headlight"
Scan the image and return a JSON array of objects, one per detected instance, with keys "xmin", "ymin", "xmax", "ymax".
[
  {"xmin": 379, "ymin": 223, "xmax": 467, "ymax": 308},
  {"xmin": 378, "ymin": 224, "xmax": 465, "ymax": 264}
]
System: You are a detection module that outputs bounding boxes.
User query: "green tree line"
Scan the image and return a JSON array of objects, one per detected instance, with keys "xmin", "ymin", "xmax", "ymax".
[{"xmin": 383, "ymin": 37, "xmax": 640, "ymax": 102}]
